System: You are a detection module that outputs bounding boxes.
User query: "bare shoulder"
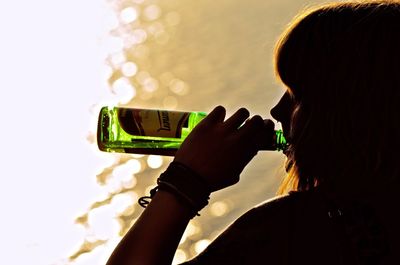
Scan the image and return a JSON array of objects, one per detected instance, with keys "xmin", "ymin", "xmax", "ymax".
[{"xmin": 233, "ymin": 192, "xmax": 308, "ymax": 228}]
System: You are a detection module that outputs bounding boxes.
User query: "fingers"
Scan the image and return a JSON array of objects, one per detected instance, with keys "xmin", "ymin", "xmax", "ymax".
[
  {"xmin": 202, "ymin": 106, "xmax": 265, "ymax": 135},
  {"xmin": 223, "ymin": 108, "xmax": 250, "ymax": 131},
  {"xmin": 263, "ymin": 119, "xmax": 275, "ymax": 131},
  {"xmin": 238, "ymin": 115, "xmax": 265, "ymax": 136},
  {"xmin": 204, "ymin": 105, "xmax": 226, "ymax": 123},
  {"xmin": 237, "ymin": 115, "xmax": 275, "ymax": 150}
]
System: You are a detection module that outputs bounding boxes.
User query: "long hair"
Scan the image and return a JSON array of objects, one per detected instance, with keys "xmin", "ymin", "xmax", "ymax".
[{"xmin": 274, "ymin": 1, "xmax": 400, "ymax": 195}]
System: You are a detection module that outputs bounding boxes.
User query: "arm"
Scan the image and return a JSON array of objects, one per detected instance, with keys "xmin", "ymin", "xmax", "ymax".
[
  {"xmin": 106, "ymin": 106, "xmax": 274, "ymax": 265},
  {"xmin": 106, "ymin": 190, "xmax": 193, "ymax": 265}
]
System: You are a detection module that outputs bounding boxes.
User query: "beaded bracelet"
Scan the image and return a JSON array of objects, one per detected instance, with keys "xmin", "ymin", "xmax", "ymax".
[{"xmin": 138, "ymin": 161, "xmax": 211, "ymax": 218}]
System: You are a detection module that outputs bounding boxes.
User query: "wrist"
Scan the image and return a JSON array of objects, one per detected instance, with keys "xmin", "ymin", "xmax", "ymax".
[
  {"xmin": 151, "ymin": 189, "xmax": 195, "ymax": 220},
  {"xmin": 139, "ymin": 162, "xmax": 212, "ymax": 218}
]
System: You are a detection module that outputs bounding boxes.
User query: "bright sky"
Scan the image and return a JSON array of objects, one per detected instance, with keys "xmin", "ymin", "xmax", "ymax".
[{"xmin": 0, "ymin": 1, "xmax": 118, "ymax": 264}]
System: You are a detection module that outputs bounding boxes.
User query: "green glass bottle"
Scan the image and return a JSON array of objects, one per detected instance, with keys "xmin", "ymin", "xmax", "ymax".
[{"xmin": 97, "ymin": 106, "xmax": 287, "ymax": 156}]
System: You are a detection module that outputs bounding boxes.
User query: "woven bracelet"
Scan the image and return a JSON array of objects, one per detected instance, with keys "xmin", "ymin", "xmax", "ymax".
[{"xmin": 138, "ymin": 161, "xmax": 211, "ymax": 218}]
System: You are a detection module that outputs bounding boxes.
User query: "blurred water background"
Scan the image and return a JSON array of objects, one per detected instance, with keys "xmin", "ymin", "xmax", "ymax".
[{"xmin": 1, "ymin": 0, "xmax": 335, "ymax": 264}]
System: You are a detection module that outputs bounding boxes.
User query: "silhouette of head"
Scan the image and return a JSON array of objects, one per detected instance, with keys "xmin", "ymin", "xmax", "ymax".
[{"xmin": 273, "ymin": 1, "xmax": 400, "ymax": 195}]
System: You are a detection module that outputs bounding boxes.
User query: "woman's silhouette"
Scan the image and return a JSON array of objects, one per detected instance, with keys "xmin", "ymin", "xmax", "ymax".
[{"xmin": 106, "ymin": 1, "xmax": 400, "ymax": 264}]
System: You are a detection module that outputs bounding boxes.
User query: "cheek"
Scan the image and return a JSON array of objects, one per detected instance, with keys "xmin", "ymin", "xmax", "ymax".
[
  {"xmin": 284, "ymin": 104, "xmax": 300, "ymax": 138},
  {"xmin": 290, "ymin": 105, "xmax": 308, "ymax": 137}
]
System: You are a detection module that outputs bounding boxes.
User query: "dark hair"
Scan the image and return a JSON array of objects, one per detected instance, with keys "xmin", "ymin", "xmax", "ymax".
[{"xmin": 274, "ymin": 1, "xmax": 400, "ymax": 195}]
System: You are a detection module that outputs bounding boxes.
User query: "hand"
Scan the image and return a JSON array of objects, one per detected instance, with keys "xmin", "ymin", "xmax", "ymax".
[{"xmin": 174, "ymin": 106, "xmax": 275, "ymax": 192}]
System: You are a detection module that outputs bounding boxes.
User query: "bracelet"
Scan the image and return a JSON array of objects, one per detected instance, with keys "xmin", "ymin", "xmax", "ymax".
[{"xmin": 138, "ymin": 162, "xmax": 211, "ymax": 218}]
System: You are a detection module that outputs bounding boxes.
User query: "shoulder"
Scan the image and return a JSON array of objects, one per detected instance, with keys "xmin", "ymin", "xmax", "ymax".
[
  {"xmin": 233, "ymin": 191, "xmax": 308, "ymax": 228},
  {"xmin": 215, "ymin": 191, "xmax": 318, "ymax": 240},
  {"xmin": 213, "ymin": 190, "xmax": 330, "ymax": 257},
  {"xmin": 181, "ymin": 192, "xmax": 311, "ymax": 265}
]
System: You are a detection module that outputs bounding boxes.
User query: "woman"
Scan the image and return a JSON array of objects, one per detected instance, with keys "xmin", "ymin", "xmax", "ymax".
[{"xmin": 106, "ymin": 1, "xmax": 400, "ymax": 264}]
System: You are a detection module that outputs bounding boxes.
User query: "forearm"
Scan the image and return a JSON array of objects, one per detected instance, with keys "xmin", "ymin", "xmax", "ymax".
[
  {"xmin": 105, "ymin": 107, "xmax": 267, "ymax": 265},
  {"xmin": 106, "ymin": 190, "xmax": 193, "ymax": 265}
]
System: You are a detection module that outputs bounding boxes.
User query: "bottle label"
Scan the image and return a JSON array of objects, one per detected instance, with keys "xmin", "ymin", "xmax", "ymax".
[{"xmin": 117, "ymin": 108, "xmax": 189, "ymax": 138}]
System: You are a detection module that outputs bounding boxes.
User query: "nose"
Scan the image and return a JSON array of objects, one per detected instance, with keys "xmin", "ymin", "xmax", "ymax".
[
  {"xmin": 270, "ymin": 104, "xmax": 280, "ymax": 121},
  {"xmin": 270, "ymin": 91, "xmax": 292, "ymax": 122}
]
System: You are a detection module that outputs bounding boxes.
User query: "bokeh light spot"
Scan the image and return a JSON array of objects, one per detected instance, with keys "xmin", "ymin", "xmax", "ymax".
[
  {"xmin": 143, "ymin": 77, "xmax": 159, "ymax": 92},
  {"xmin": 120, "ymin": 7, "xmax": 138, "ymax": 24},
  {"xmin": 163, "ymin": 96, "xmax": 178, "ymax": 109},
  {"xmin": 180, "ymin": 222, "xmax": 202, "ymax": 245},
  {"xmin": 144, "ymin": 4, "xmax": 162, "ymax": 21},
  {"xmin": 126, "ymin": 159, "xmax": 142, "ymax": 174},
  {"xmin": 133, "ymin": 29, "xmax": 148, "ymax": 43},
  {"xmin": 194, "ymin": 239, "xmax": 211, "ymax": 254},
  {"xmin": 121, "ymin": 62, "xmax": 138, "ymax": 77},
  {"xmin": 110, "ymin": 52, "xmax": 126, "ymax": 67},
  {"xmin": 173, "ymin": 249, "xmax": 187, "ymax": 265},
  {"xmin": 124, "ymin": 29, "xmax": 148, "ymax": 48},
  {"xmin": 136, "ymin": 71, "xmax": 150, "ymax": 84},
  {"xmin": 111, "ymin": 192, "xmax": 136, "ymax": 214},
  {"xmin": 147, "ymin": 155, "xmax": 163, "ymax": 169},
  {"xmin": 112, "ymin": 159, "xmax": 141, "ymax": 183},
  {"xmin": 147, "ymin": 22, "xmax": 164, "ymax": 35},
  {"xmin": 186, "ymin": 222, "xmax": 202, "ymax": 237},
  {"xmin": 210, "ymin": 201, "xmax": 229, "ymax": 217},
  {"xmin": 122, "ymin": 176, "xmax": 137, "ymax": 189},
  {"xmin": 112, "ymin": 77, "xmax": 136, "ymax": 104},
  {"xmin": 169, "ymin": 78, "xmax": 189, "ymax": 95}
]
